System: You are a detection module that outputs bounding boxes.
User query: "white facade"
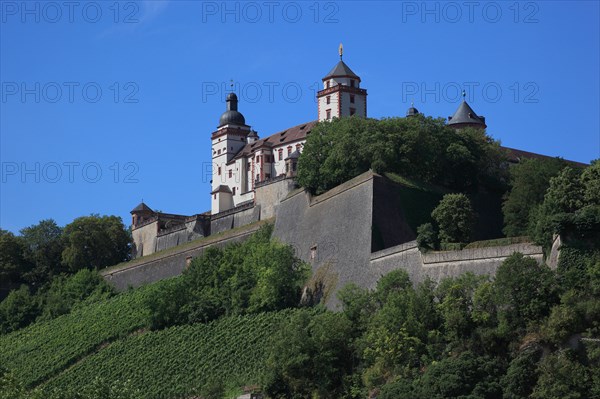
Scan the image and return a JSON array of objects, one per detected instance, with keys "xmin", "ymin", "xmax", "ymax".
[{"xmin": 211, "ymin": 57, "xmax": 367, "ymax": 215}]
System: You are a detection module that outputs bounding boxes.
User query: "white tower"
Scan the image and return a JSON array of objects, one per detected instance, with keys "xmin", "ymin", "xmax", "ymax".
[
  {"xmin": 211, "ymin": 92, "xmax": 250, "ymax": 214},
  {"xmin": 317, "ymin": 44, "xmax": 367, "ymax": 121}
]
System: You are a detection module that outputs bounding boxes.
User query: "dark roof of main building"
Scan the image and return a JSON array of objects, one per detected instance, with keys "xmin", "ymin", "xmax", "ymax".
[{"xmin": 230, "ymin": 120, "xmax": 318, "ymax": 163}]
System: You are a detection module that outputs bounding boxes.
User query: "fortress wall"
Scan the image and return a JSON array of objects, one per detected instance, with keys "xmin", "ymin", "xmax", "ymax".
[
  {"xmin": 369, "ymin": 241, "xmax": 544, "ymax": 287},
  {"xmin": 420, "ymin": 243, "xmax": 544, "ymax": 283},
  {"xmin": 273, "ymin": 172, "xmax": 376, "ymax": 309},
  {"xmin": 369, "ymin": 241, "xmax": 423, "ymax": 283},
  {"xmin": 131, "ymin": 220, "xmax": 158, "ymax": 258},
  {"xmin": 155, "ymin": 228, "xmax": 188, "ymax": 252},
  {"xmin": 233, "ymin": 206, "xmax": 261, "ymax": 229},
  {"xmin": 255, "ymin": 178, "xmax": 297, "ymax": 220},
  {"xmin": 211, "ymin": 206, "xmax": 259, "ymax": 235},
  {"xmin": 102, "ymin": 223, "xmax": 266, "ymax": 291}
]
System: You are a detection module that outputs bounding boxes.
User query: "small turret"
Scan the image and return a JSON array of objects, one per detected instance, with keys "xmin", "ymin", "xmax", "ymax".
[
  {"xmin": 447, "ymin": 91, "xmax": 487, "ymax": 129},
  {"xmin": 130, "ymin": 202, "xmax": 155, "ymax": 227}
]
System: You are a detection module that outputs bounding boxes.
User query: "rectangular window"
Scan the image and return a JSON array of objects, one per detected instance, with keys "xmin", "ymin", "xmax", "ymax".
[
  {"xmin": 296, "ymin": 144, "xmax": 301, "ymax": 151},
  {"xmin": 287, "ymin": 146, "xmax": 292, "ymax": 155},
  {"xmin": 326, "ymin": 96, "xmax": 331, "ymax": 104},
  {"xmin": 217, "ymin": 149, "xmax": 221, "ymax": 155},
  {"xmin": 326, "ymin": 109, "xmax": 331, "ymax": 120},
  {"xmin": 247, "ymin": 162, "xmax": 251, "ymax": 171},
  {"xmin": 232, "ymin": 187, "xmax": 236, "ymax": 195},
  {"xmin": 326, "ymin": 81, "xmax": 330, "ymax": 89},
  {"xmin": 218, "ymin": 166, "xmax": 221, "ymax": 175},
  {"xmin": 350, "ymin": 94, "xmax": 355, "ymax": 104},
  {"xmin": 350, "ymin": 80, "xmax": 355, "ymax": 87},
  {"xmin": 228, "ymin": 170, "xmax": 232, "ymax": 178},
  {"xmin": 213, "ymin": 194, "xmax": 216, "ymax": 199},
  {"xmin": 278, "ymin": 149, "xmax": 283, "ymax": 160},
  {"xmin": 350, "ymin": 108, "xmax": 356, "ymax": 116}
]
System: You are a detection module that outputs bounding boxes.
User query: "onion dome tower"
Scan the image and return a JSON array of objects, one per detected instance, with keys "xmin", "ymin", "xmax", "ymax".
[
  {"xmin": 406, "ymin": 101, "xmax": 420, "ymax": 117},
  {"xmin": 211, "ymin": 85, "xmax": 251, "ymax": 214}
]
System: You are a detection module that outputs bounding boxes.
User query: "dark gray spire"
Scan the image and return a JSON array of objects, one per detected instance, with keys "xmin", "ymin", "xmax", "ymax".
[
  {"xmin": 447, "ymin": 98, "xmax": 486, "ymax": 128},
  {"xmin": 323, "ymin": 60, "xmax": 360, "ymax": 80}
]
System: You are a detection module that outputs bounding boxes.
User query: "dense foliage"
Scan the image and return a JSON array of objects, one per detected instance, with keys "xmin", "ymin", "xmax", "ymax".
[
  {"xmin": 297, "ymin": 116, "xmax": 507, "ymax": 195},
  {"xmin": 502, "ymin": 157, "xmax": 569, "ymax": 237},
  {"xmin": 0, "ymin": 215, "xmax": 130, "ymax": 332},
  {"xmin": 431, "ymin": 193, "xmax": 476, "ymax": 244},
  {"xmin": 145, "ymin": 224, "xmax": 309, "ymax": 329}
]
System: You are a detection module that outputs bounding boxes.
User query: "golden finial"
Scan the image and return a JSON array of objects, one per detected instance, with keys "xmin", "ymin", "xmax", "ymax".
[{"xmin": 339, "ymin": 43, "xmax": 343, "ymax": 60}]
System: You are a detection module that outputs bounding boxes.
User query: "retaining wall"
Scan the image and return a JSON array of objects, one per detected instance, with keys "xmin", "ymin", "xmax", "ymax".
[{"xmin": 102, "ymin": 221, "xmax": 268, "ymax": 291}]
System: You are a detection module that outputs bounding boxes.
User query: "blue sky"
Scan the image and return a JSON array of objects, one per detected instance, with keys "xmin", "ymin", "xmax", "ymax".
[{"xmin": 1, "ymin": 0, "xmax": 599, "ymax": 233}]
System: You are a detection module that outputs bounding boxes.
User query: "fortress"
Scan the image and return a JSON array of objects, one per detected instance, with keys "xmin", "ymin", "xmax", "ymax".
[{"xmin": 108, "ymin": 48, "xmax": 565, "ymax": 307}]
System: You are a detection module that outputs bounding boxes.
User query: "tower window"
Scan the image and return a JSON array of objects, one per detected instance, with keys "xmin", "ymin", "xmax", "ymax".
[
  {"xmin": 228, "ymin": 170, "xmax": 232, "ymax": 178},
  {"xmin": 278, "ymin": 148, "xmax": 283, "ymax": 160},
  {"xmin": 350, "ymin": 80, "xmax": 355, "ymax": 87},
  {"xmin": 326, "ymin": 96, "xmax": 331, "ymax": 104},
  {"xmin": 326, "ymin": 109, "xmax": 331, "ymax": 120},
  {"xmin": 350, "ymin": 108, "xmax": 356, "ymax": 116},
  {"xmin": 326, "ymin": 80, "xmax": 330, "ymax": 89},
  {"xmin": 350, "ymin": 95, "xmax": 355, "ymax": 104},
  {"xmin": 218, "ymin": 149, "xmax": 221, "ymax": 155},
  {"xmin": 213, "ymin": 194, "xmax": 216, "ymax": 199},
  {"xmin": 232, "ymin": 187, "xmax": 236, "ymax": 195},
  {"xmin": 218, "ymin": 166, "xmax": 221, "ymax": 175}
]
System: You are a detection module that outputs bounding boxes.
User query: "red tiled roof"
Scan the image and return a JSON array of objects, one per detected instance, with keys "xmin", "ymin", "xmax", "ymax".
[{"xmin": 230, "ymin": 120, "xmax": 318, "ymax": 162}]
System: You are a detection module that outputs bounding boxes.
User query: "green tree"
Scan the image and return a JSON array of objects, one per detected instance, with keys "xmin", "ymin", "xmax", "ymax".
[
  {"xmin": 297, "ymin": 116, "xmax": 505, "ymax": 195},
  {"xmin": 146, "ymin": 225, "xmax": 309, "ymax": 329},
  {"xmin": 0, "ymin": 285, "xmax": 40, "ymax": 334},
  {"xmin": 416, "ymin": 223, "xmax": 438, "ymax": 250},
  {"xmin": 38, "ymin": 269, "xmax": 114, "ymax": 321},
  {"xmin": 435, "ymin": 273, "xmax": 487, "ymax": 343},
  {"xmin": 494, "ymin": 253, "xmax": 558, "ymax": 336},
  {"xmin": 581, "ymin": 159, "xmax": 600, "ymax": 205},
  {"xmin": 416, "ymin": 351, "xmax": 504, "ymax": 399},
  {"xmin": 502, "ymin": 157, "xmax": 568, "ymax": 236},
  {"xmin": 530, "ymin": 352, "xmax": 592, "ymax": 399},
  {"xmin": 19, "ymin": 220, "xmax": 64, "ymax": 288},
  {"xmin": 501, "ymin": 349, "xmax": 542, "ymax": 399},
  {"xmin": 264, "ymin": 311, "xmax": 354, "ymax": 398},
  {"xmin": 0, "ymin": 230, "xmax": 31, "ymax": 299},
  {"xmin": 431, "ymin": 193, "xmax": 476, "ymax": 244},
  {"xmin": 61, "ymin": 215, "xmax": 130, "ymax": 272}
]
